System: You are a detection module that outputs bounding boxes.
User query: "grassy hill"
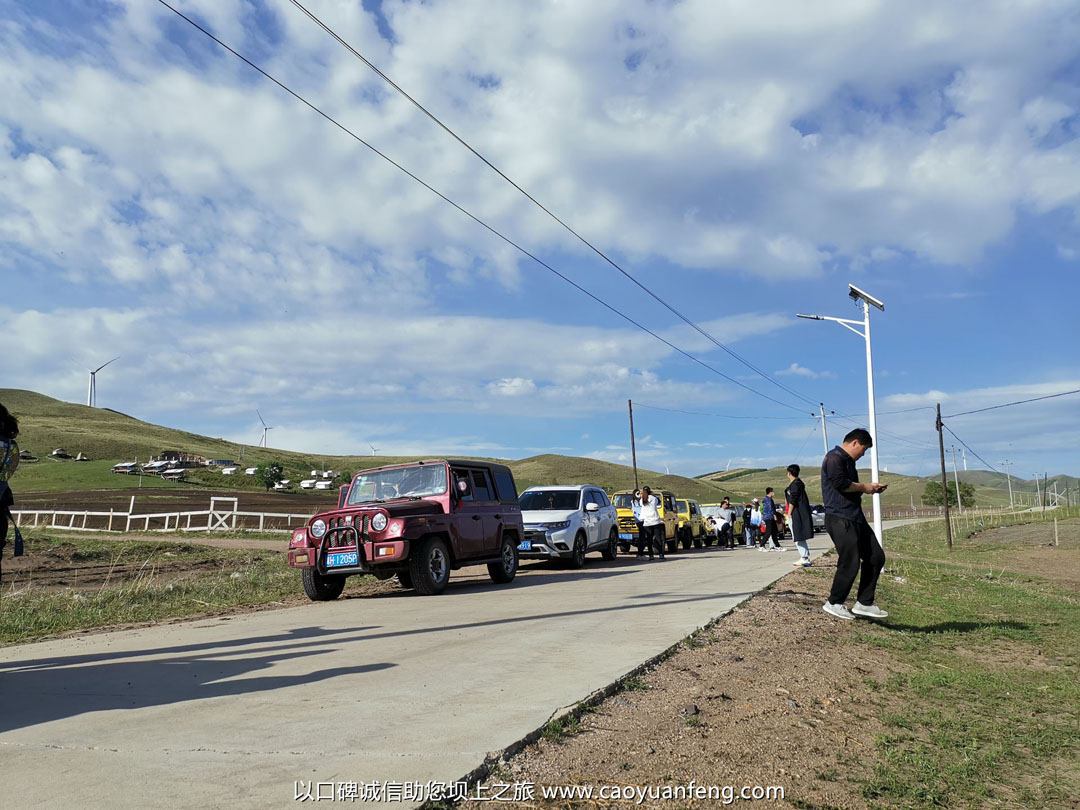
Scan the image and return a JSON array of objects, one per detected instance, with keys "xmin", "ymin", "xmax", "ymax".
[
  {"xmin": 696, "ymin": 467, "xmax": 767, "ymax": 483},
  {"xmin": 2, "ymin": 389, "xmax": 733, "ymax": 502}
]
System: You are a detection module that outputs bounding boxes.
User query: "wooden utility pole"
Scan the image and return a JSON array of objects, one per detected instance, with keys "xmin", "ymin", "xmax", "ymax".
[
  {"xmin": 628, "ymin": 399, "xmax": 639, "ymax": 491},
  {"xmin": 936, "ymin": 404, "xmax": 953, "ymax": 550}
]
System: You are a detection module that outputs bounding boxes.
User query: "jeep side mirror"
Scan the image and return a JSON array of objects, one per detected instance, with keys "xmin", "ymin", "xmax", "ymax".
[{"xmin": 585, "ymin": 502, "xmax": 600, "ymax": 512}]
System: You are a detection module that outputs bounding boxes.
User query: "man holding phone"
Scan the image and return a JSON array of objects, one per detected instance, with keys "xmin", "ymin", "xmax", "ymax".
[{"xmin": 820, "ymin": 428, "xmax": 889, "ymax": 620}]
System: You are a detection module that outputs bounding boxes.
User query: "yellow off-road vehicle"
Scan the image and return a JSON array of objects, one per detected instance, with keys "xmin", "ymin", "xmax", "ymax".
[
  {"xmin": 676, "ymin": 498, "xmax": 708, "ymax": 548},
  {"xmin": 613, "ymin": 489, "xmax": 680, "ymax": 553}
]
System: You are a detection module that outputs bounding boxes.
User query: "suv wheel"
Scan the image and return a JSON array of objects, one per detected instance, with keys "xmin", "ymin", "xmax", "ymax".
[
  {"xmin": 693, "ymin": 530, "xmax": 703, "ymax": 549},
  {"xmin": 397, "ymin": 570, "xmax": 414, "ymax": 589},
  {"xmin": 410, "ymin": 536, "xmax": 451, "ymax": 595},
  {"xmin": 488, "ymin": 535, "xmax": 518, "ymax": 584},
  {"xmin": 601, "ymin": 527, "xmax": 618, "ymax": 561},
  {"xmin": 301, "ymin": 568, "xmax": 345, "ymax": 601},
  {"xmin": 568, "ymin": 532, "xmax": 587, "ymax": 569},
  {"xmin": 681, "ymin": 529, "xmax": 692, "ymax": 550}
]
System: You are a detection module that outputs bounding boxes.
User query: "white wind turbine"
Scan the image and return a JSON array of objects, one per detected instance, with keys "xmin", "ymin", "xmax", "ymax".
[
  {"xmin": 369, "ymin": 443, "xmax": 380, "ymax": 457},
  {"xmin": 87, "ymin": 357, "xmax": 119, "ymax": 407},
  {"xmin": 257, "ymin": 410, "xmax": 275, "ymax": 448}
]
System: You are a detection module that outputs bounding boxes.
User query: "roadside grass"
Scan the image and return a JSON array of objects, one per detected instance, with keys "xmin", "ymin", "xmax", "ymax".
[
  {"xmin": 0, "ymin": 532, "xmax": 375, "ymax": 644},
  {"xmin": 816, "ymin": 515, "xmax": 1080, "ymax": 808}
]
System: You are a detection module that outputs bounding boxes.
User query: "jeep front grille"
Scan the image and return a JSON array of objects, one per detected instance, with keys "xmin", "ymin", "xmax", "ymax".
[{"xmin": 618, "ymin": 516, "xmax": 638, "ymax": 532}]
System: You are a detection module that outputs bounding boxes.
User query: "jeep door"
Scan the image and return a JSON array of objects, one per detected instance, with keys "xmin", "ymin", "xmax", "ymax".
[
  {"xmin": 466, "ymin": 467, "xmax": 503, "ymax": 554},
  {"xmin": 450, "ymin": 467, "xmax": 488, "ymax": 559}
]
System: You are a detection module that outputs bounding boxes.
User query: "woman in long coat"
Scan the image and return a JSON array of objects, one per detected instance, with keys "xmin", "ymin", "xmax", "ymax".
[{"xmin": 785, "ymin": 464, "xmax": 813, "ymax": 566}]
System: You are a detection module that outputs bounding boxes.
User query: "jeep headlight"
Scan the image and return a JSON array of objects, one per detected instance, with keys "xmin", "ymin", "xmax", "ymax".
[
  {"xmin": 370, "ymin": 513, "xmax": 388, "ymax": 532},
  {"xmin": 543, "ymin": 521, "xmax": 570, "ymax": 530},
  {"xmin": 310, "ymin": 519, "xmax": 327, "ymax": 539}
]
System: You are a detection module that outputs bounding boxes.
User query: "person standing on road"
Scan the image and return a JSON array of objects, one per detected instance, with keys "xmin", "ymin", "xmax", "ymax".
[
  {"xmin": 638, "ymin": 486, "xmax": 665, "ymax": 560},
  {"xmin": 760, "ymin": 488, "xmax": 785, "ymax": 551},
  {"xmin": 742, "ymin": 502, "xmax": 754, "ymax": 546},
  {"xmin": 631, "ymin": 489, "xmax": 646, "ymax": 557},
  {"xmin": 785, "ymin": 464, "xmax": 813, "ymax": 567},
  {"xmin": 719, "ymin": 498, "xmax": 737, "ymax": 549},
  {"xmin": 0, "ymin": 402, "xmax": 22, "ymax": 585},
  {"xmin": 821, "ymin": 428, "xmax": 888, "ymax": 620},
  {"xmin": 749, "ymin": 499, "xmax": 763, "ymax": 546}
]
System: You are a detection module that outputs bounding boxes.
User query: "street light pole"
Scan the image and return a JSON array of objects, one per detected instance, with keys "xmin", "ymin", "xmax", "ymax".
[
  {"xmin": 1002, "ymin": 459, "xmax": 1014, "ymax": 509},
  {"xmin": 797, "ymin": 284, "xmax": 885, "ymax": 548}
]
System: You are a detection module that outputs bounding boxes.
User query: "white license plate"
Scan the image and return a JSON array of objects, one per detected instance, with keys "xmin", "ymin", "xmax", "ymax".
[
  {"xmin": 327, "ymin": 551, "xmax": 358, "ymax": 567},
  {"xmin": 517, "ymin": 540, "xmax": 532, "ymax": 551},
  {"xmin": 619, "ymin": 532, "xmax": 634, "ymax": 540}
]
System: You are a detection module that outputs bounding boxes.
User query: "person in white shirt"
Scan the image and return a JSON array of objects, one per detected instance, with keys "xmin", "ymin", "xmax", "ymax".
[{"xmin": 638, "ymin": 486, "xmax": 665, "ymax": 560}]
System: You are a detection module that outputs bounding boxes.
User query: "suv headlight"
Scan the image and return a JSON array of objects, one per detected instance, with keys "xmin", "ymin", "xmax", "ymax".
[
  {"xmin": 543, "ymin": 521, "xmax": 570, "ymax": 530},
  {"xmin": 370, "ymin": 513, "xmax": 388, "ymax": 532},
  {"xmin": 310, "ymin": 519, "xmax": 327, "ymax": 538}
]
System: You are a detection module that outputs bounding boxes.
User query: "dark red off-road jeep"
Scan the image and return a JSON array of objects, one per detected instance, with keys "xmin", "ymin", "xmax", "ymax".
[{"xmin": 288, "ymin": 459, "xmax": 524, "ymax": 599}]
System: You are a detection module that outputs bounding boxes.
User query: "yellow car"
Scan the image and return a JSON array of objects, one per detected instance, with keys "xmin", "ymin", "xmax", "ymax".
[
  {"xmin": 676, "ymin": 498, "xmax": 707, "ymax": 549},
  {"xmin": 612, "ymin": 489, "xmax": 680, "ymax": 553}
]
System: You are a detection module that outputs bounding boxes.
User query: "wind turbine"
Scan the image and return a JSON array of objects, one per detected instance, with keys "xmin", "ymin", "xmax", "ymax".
[
  {"xmin": 369, "ymin": 443, "xmax": 380, "ymax": 457},
  {"xmin": 87, "ymin": 357, "xmax": 119, "ymax": 407},
  {"xmin": 257, "ymin": 410, "xmax": 275, "ymax": 448}
]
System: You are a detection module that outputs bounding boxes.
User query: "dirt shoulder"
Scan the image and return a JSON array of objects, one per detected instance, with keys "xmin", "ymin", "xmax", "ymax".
[{"xmin": 467, "ymin": 521, "xmax": 1080, "ymax": 810}]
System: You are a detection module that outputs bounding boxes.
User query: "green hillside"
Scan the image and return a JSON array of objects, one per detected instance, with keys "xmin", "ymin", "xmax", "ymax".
[{"xmin": 2, "ymin": 389, "xmax": 732, "ymax": 502}]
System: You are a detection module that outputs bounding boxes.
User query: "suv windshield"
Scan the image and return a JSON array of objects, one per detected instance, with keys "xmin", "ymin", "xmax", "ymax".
[
  {"xmin": 347, "ymin": 464, "xmax": 447, "ymax": 505},
  {"xmin": 519, "ymin": 490, "xmax": 581, "ymax": 511},
  {"xmin": 613, "ymin": 493, "xmax": 638, "ymax": 509}
]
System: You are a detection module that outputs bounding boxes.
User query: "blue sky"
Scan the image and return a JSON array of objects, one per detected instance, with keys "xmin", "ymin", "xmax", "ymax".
[{"xmin": 2, "ymin": 0, "xmax": 1078, "ymax": 482}]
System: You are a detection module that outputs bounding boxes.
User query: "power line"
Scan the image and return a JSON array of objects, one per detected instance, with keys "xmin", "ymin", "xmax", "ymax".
[
  {"xmin": 633, "ymin": 403, "xmax": 811, "ymax": 420},
  {"xmin": 154, "ymin": 0, "xmax": 810, "ymax": 414},
  {"xmin": 941, "ymin": 424, "xmax": 1000, "ymax": 474},
  {"xmin": 286, "ymin": 0, "xmax": 826, "ymax": 412},
  {"xmin": 943, "ymin": 388, "xmax": 1080, "ymax": 418}
]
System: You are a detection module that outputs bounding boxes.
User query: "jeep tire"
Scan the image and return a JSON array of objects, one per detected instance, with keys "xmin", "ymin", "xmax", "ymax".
[
  {"xmin": 410, "ymin": 536, "xmax": 451, "ymax": 595},
  {"xmin": 301, "ymin": 568, "xmax": 346, "ymax": 601},
  {"xmin": 681, "ymin": 529, "xmax": 692, "ymax": 550},
  {"xmin": 397, "ymin": 570, "xmax": 414, "ymax": 589},
  {"xmin": 693, "ymin": 530, "xmax": 703, "ymax": 549},
  {"xmin": 568, "ymin": 532, "xmax": 587, "ymax": 569},
  {"xmin": 601, "ymin": 527, "xmax": 619, "ymax": 561},
  {"xmin": 488, "ymin": 535, "xmax": 519, "ymax": 584}
]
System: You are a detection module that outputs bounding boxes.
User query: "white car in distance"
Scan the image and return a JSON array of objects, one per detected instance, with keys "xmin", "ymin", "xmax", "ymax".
[{"xmin": 517, "ymin": 485, "xmax": 619, "ymax": 568}]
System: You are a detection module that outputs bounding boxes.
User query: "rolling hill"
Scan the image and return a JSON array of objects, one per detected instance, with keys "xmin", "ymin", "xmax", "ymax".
[{"xmin": 1, "ymin": 389, "xmax": 734, "ymax": 502}]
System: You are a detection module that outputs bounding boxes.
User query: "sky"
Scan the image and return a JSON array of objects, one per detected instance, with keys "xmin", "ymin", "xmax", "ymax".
[{"xmin": 2, "ymin": 0, "xmax": 1078, "ymax": 483}]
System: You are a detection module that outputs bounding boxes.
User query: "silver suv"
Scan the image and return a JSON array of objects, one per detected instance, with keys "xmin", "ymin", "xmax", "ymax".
[{"xmin": 517, "ymin": 485, "xmax": 619, "ymax": 568}]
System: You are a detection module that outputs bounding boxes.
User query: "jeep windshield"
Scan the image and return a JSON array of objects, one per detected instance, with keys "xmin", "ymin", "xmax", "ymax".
[
  {"xmin": 519, "ymin": 490, "xmax": 580, "ymax": 511},
  {"xmin": 347, "ymin": 464, "xmax": 448, "ymax": 505},
  {"xmin": 613, "ymin": 493, "xmax": 638, "ymax": 509}
]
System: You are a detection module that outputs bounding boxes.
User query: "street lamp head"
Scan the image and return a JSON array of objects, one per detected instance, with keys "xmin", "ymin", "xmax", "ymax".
[
  {"xmin": 848, "ymin": 284, "xmax": 884, "ymax": 311},
  {"xmin": 796, "ymin": 313, "xmax": 823, "ymax": 320}
]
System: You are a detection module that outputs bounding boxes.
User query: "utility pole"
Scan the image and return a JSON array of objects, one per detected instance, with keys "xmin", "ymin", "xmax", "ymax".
[
  {"xmin": 1035, "ymin": 473, "xmax": 1042, "ymax": 510},
  {"xmin": 818, "ymin": 403, "xmax": 830, "ymax": 455},
  {"xmin": 628, "ymin": 399, "xmax": 639, "ymax": 491},
  {"xmin": 936, "ymin": 404, "xmax": 953, "ymax": 550},
  {"xmin": 951, "ymin": 445, "xmax": 963, "ymax": 514},
  {"xmin": 1002, "ymin": 459, "xmax": 1014, "ymax": 509},
  {"xmin": 961, "ymin": 448, "xmax": 967, "ymax": 471}
]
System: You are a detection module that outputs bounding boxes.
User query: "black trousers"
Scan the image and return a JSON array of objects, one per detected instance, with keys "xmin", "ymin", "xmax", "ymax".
[
  {"xmin": 643, "ymin": 524, "xmax": 665, "ymax": 557},
  {"xmin": 759, "ymin": 518, "xmax": 779, "ymax": 547},
  {"xmin": 634, "ymin": 521, "xmax": 646, "ymax": 554},
  {"xmin": 825, "ymin": 514, "xmax": 885, "ymax": 606}
]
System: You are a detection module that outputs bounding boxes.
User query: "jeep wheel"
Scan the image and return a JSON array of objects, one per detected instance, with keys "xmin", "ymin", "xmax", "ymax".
[
  {"xmin": 666, "ymin": 538, "xmax": 678, "ymax": 553},
  {"xmin": 601, "ymin": 527, "xmax": 619, "ymax": 561},
  {"xmin": 704, "ymin": 533, "xmax": 715, "ymax": 547},
  {"xmin": 693, "ymin": 531, "xmax": 703, "ymax": 549},
  {"xmin": 568, "ymin": 532, "xmax": 587, "ymax": 569},
  {"xmin": 681, "ymin": 529, "xmax": 692, "ymax": 550},
  {"xmin": 488, "ymin": 535, "xmax": 519, "ymax": 584},
  {"xmin": 410, "ymin": 536, "xmax": 451, "ymax": 595},
  {"xmin": 301, "ymin": 568, "xmax": 345, "ymax": 601},
  {"xmin": 397, "ymin": 570, "xmax": 414, "ymax": 589}
]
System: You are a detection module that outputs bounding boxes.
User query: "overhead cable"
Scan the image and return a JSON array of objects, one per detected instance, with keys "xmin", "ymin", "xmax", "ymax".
[
  {"xmin": 286, "ymin": 0, "xmax": 825, "ymax": 411},
  {"xmin": 941, "ymin": 424, "xmax": 1000, "ymax": 474},
  {"xmin": 943, "ymin": 388, "xmax": 1080, "ymax": 419},
  {"xmin": 154, "ymin": 0, "xmax": 809, "ymax": 414}
]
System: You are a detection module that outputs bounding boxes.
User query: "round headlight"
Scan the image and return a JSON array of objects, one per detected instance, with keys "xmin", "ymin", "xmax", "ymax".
[
  {"xmin": 370, "ymin": 513, "xmax": 388, "ymax": 532},
  {"xmin": 310, "ymin": 519, "xmax": 327, "ymax": 538}
]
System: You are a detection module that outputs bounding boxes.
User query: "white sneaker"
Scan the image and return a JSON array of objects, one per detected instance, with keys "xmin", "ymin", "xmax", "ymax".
[
  {"xmin": 792, "ymin": 559, "xmax": 804, "ymax": 566},
  {"xmin": 852, "ymin": 602, "xmax": 889, "ymax": 619},
  {"xmin": 776, "ymin": 546, "xmax": 787, "ymax": 552},
  {"xmin": 822, "ymin": 602, "xmax": 855, "ymax": 620},
  {"xmin": 758, "ymin": 546, "xmax": 769, "ymax": 552}
]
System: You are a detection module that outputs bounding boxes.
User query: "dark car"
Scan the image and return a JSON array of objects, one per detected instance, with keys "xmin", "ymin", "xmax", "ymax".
[{"xmin": 287, "ymin": 459, "xmax": 524, "ymax": 599}]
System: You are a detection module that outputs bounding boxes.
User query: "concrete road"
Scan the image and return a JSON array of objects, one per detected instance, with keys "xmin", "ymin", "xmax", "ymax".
[{"xmin": 0, "ymin": 527, "xmax": 908, "ymax": 809}]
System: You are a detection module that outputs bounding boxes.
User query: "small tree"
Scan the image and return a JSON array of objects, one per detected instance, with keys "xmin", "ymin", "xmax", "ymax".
[
  {"xmin": 255, "ymin": 460, "xmax": 285, "ymax": 492},
  {"xmin": 922, "ymin": 480, "xmax": 976, "ymax": 507}
]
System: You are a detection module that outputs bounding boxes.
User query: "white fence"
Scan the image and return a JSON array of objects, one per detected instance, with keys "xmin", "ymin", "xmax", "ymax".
[{"xmin": 11, "ymin": 497, "xmax": 315, "ymax": 534}]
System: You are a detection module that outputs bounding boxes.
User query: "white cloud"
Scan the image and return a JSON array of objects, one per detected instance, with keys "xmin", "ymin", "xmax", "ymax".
[{"xmin": 776, "ymin": 362, "xmax": 834, "ymax": 378}]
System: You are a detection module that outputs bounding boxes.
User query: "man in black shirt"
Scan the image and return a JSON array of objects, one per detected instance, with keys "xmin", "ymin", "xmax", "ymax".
[{"xmin": 820, "ymin": 428, "xmax": 888, "ymax": 620}]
